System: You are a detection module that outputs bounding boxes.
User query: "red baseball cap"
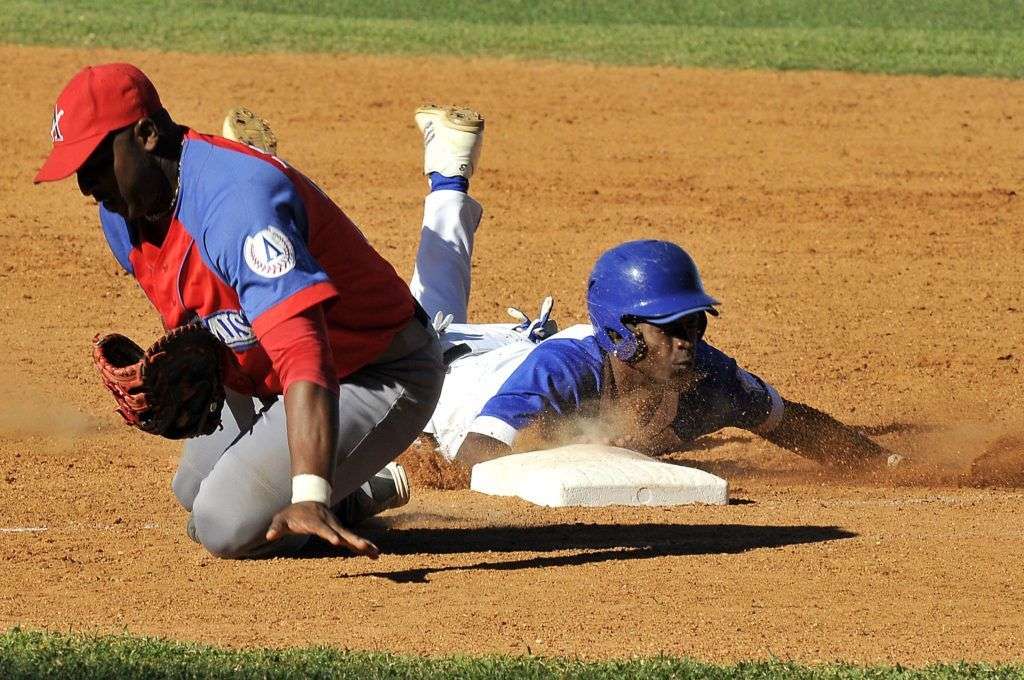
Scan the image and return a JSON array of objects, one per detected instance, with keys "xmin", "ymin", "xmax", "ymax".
[{"xmin": 34, "ymin": 63, "xmax": 163, "ymax": 184}]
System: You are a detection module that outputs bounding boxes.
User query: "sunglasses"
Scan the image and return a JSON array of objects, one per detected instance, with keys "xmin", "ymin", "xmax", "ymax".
[{"xmin": 651, "ymin": 311, "xmax": 708, "ymax": 339}]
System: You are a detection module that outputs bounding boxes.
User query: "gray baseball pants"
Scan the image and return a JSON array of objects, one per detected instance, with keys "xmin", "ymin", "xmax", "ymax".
[{"xmin": 172, "ymin": 316, "xmax": 444, "ymax": 558}]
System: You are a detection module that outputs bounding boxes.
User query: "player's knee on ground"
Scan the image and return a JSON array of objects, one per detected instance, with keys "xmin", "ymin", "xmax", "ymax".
[
  {"xmin": 190, "ymin": 492, "xmax": 304, "ymax": 559},
  {"xmin": 172, "ymin": 409, "xmax": 255, "ymax": 511},
  {"xmin": 172, "ymin": 437, "xmax": 229, "ymax": 512},
  {"xmin": 171, "ymin": 467, "xmax": 198, "ymax": 512},
  {"xmin": 171, "ymin": 443, "xmax": 213, "ymax": 512}
]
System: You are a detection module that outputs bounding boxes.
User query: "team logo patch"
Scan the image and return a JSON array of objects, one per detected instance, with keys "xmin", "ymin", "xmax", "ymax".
[
  {"xmin": 50, "ymin": 107, "xmax": 64, "ymax": 143},
  {"xmin": 203, "ymin": 310, "xmax": 257, "ymax": 350},
  {"xmin": 243, "ymin": 226, "xmax": 296, "ymax": 279}
]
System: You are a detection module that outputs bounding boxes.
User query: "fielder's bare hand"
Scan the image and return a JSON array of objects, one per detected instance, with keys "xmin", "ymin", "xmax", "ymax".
[{"xmin": 266, "ymin": 501, "xmax": 380, "ymax": 559}]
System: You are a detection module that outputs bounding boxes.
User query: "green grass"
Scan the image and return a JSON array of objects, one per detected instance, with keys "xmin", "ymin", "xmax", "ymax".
[
  {"xmin": 1, "ymin": 0, "xmax": 1023, "ymax": 77},
  {"xmin": 2, "ymin": 3, "xmax": 1021, "ymax": 675},
  {"xmin": 1, "ymin": 629, "xmax": 1022, "ymax": 680}
]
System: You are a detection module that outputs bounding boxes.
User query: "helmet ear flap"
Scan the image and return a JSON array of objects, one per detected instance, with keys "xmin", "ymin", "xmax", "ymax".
[
  {"xmin": 627, "ymin": 328, "xmax": 646, "ymax": 363},
  {"xmin": 605, "ymin": 321, "xmax": 645, "ymax": 363}
]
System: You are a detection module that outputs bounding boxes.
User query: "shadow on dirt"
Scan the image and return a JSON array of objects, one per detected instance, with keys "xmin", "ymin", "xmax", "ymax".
[{"xmin": 332, "ymin": 523, "xmax": 855, "ymax": 584}]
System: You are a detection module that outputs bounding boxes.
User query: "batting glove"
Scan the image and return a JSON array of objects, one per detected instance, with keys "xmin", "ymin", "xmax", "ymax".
[{"xmin": 507, "ymin": 296, "xmax": 558, "ymax": 342}]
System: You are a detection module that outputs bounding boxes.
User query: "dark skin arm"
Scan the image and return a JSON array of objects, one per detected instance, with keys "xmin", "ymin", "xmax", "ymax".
[
  {"xmin": 624, "ymin": 398, "xmax": 893, "ymax": 466},
  {"xmin": 455, "ymin": 429, "xmax": 684, "ymax": 466},
  {"xmin": 610, "ymin": 426, "xmax": 687, "ymax": 457},
  {"xmin": 762, "ymin": 398, "xmax": 892, "ymax": 468},
  {"xmin": 456, "ymin": 399, "xmax": 891, "ymax": 470},
  {"xmin": 456, "ymin": 408, "xmax": 686, "ymax": 464},
  {"xmin": 455, "ymin": 432, "xmax": 513, "ymax": 468},
  {"xmin": 265, "ymin": 381, "xmax": 379, "ymax": 558}
]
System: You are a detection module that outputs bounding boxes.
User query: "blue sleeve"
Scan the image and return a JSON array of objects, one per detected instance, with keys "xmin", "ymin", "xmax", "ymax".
[
  {"xmin": 187, "ymin": 166, "xmax": 334, "ymax": 327},
  {"xmin": 99, "ymin": 205, "xmax": 134, "ymax": 274},
  {"xmin": 673, "ymin": 342, "xmax": 784, "ymax": 441},
  {"xmin": 477, "ymin": 337, "xmax": 604, "ymax": 432}
]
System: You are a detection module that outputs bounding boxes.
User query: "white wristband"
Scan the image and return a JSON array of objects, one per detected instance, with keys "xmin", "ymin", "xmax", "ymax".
[{"xmin": 291, "ymin": 474, "xmax": 332, "ymax": 505}]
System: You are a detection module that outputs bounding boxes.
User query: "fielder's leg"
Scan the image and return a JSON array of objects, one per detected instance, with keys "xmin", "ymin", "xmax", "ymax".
[
  {"xmin": 171, "ymin": 389, "xmax": 262, "ymax": 511},
  {"xmin": 188, "ymin": 318, "xmax": 444, "ymax": 558}
]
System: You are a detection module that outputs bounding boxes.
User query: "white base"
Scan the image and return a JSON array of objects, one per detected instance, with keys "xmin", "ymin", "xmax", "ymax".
[{"xmin": 469, "ymin": 444, "xmax": 728, "ymax": 507}]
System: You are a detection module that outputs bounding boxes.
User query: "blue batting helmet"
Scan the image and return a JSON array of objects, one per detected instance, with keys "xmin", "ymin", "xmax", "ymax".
[{"xmin": 587, "ymin": 240, "xmax": 719, "ymax": 361}]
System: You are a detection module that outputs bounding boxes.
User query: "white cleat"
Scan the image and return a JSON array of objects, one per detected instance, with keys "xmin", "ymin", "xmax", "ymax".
[
  {"xmin": 414, "ymin": 103, "xmax": 484, "ymax": 179},
  {"xmin": 222, "ymin": 106, "xmax": 278, "ymax": 155}
]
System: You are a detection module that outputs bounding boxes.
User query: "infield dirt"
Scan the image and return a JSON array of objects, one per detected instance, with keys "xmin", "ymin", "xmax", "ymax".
[{"xmin": 1, "ymin": 45, "xmax": 1022, "ymax": 664}]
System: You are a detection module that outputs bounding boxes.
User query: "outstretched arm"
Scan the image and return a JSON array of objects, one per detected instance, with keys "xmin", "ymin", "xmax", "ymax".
[
  {"xmin": 260, "ymin": 307, "xmax": 379, "ymax": 557},
  {"xmin": 455, "ymin": 432, "xmax": 513, "ymax": 468},
  {"xmin": 265, "ymin": 380, "xmax": 378, "ymax": 557},
  {"xmin": 762, "ymin": 399, "xmax": 893, "ymax": 468}
]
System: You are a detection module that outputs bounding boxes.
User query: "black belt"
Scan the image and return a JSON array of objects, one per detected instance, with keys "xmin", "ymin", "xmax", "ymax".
[{"xmin": 442, "ymin": 343, "xmax": 471, "ymax": 366}]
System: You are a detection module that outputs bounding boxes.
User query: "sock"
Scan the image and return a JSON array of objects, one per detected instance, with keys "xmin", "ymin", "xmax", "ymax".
[{"xmin": 428, "ymin": 172, "xmax": 469, "ymax": 194}]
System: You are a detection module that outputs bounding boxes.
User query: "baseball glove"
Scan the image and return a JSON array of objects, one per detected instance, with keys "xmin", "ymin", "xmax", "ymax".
[{"xmin": 92, "ymin": 323, "xmax": 227, "ymax": 439}]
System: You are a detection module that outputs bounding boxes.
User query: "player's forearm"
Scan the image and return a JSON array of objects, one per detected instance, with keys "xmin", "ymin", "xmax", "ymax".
[
  {"xmin": 605, "ymin": 426, "xmax": 684, "ymax": 456},
  {"xmin": 762, "ymin": 399, "xmax": 891, "ymax": 467},
  {"xmin": 455, "ymin": 432, "xmax": 513, "ymax": 468},
  {"xmin": 283, "ymin": 380, "xmax": 339, "ymax": 480}
]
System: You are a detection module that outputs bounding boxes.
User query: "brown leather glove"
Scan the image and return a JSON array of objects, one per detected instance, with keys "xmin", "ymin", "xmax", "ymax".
[{"xmin": 92, "ymin": 323, "xmax": 227, "ymax": 439}]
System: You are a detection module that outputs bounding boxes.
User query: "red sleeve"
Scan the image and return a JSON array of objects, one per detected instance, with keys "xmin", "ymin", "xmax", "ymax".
[
  {"xmin": 259, "ymin": 305, "xmax": 339, "ymax": 395},
  {"xmin": 251, "ymin": 281, "xmax": 337, "ymax": 339}
]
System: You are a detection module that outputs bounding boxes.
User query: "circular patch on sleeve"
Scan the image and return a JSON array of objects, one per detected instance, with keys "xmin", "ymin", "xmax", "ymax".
[{"xmin": 243, "ymin": 226, "xmax": 296, "ymax": 279}]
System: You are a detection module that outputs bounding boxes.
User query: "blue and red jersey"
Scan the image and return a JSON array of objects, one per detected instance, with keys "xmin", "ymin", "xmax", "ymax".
[{"xmin": 100, "ymin": 130, "xmax": 414, "ymax": 398}]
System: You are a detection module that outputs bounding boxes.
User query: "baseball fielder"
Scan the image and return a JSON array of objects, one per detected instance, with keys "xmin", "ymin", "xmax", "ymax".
[
  {"xmin": 403, "ymin": 105, "xmax": 899, "ymax": 470},
  {"xmin": 35, "ymin": 64, "xmax": 445, "ymax": 559}
]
